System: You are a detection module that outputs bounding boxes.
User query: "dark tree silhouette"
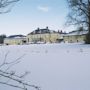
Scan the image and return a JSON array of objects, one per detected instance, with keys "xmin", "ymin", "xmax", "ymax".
[
  {"xmin": 66, "ymin": 0, "xmax": 90, "ymax": 43},
  {"xmin": 0, "ymin": 34, "xmax": 6, "ymax": 44}
]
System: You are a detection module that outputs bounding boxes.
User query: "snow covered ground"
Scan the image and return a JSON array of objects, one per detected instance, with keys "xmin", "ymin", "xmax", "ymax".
[{"xmin": 0, "ymin": 43, "xmax": 90, "ymax": 90}]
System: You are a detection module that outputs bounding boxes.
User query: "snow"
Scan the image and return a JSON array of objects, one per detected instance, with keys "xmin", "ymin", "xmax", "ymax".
[
  {"xmin": 65, "ymin": 30, "xmax": 88, "ymax": 36},
  {"xmin": 0, "ymin": 43, "xmax": 90, "ymax": 90}
]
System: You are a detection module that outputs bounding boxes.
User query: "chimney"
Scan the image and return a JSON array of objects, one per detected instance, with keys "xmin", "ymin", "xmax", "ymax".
[{"xmin": 46, "ymin": 26, "xmax": 48, "ymax": 30}]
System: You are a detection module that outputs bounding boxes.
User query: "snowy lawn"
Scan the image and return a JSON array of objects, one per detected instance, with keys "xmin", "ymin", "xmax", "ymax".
[{"xmin": 0, "ymin": 43, "xmax": 90, "ymax": 90}]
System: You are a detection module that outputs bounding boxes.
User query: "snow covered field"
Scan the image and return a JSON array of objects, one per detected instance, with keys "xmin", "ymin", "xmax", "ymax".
[{"xmin": 0, "ymin": 43, "xmax": 90, "ymax": 90}]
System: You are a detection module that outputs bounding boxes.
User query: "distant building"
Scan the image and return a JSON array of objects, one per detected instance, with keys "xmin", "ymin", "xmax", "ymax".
[
  {"xmin": 4, "ymin": 35, "xmax": 26, "ymax": 45},
  {"xmin": 63, "ymin": 30, "xmax": 88, "ymax": 43},
  {"xmin": 27, "ymin": 27, "xmax": 64, "ymax": 44}
]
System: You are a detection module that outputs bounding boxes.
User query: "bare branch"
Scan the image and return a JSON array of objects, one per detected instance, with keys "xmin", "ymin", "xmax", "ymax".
[
  {"xmin": 0, "ymin": 81, "xmax": 26, "ymax": 90},
  {"xmin": 0, "ymin": 68, "xmax": 40, "ymax": 90},
  {"xmin": 5, "ymin": 54, "xmax": 26, "ymax": 71},
  {"xmin": 66, "ymin": 0, "xmax": 90, "ymax": 27},
  {"xmin": 0, "ymin": 0, "xmax": 20, "ymax": 13},
  {"xmin": 0, "ymin": 0, "xmax": 40, "ymax": 89},
  {"xmin": 0, "ymin": 52, "xmax": 39, "ymax": 90},
  {"xmin": 0, "ymin": 51, "xmax": 10, "ymax": 68}
]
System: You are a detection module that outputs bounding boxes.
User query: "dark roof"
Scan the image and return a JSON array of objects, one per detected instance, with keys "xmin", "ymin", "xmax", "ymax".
[
  {"xmin": 64, "ymin": 30, "xmax": 88, "ymax": 36},
  {"xmin": 28, "ymin": 27, "xmax": 57, "ymax": 35},
  {"xmin": 7, "ymin": 35, "xmax": 26, "ymax": 38}
]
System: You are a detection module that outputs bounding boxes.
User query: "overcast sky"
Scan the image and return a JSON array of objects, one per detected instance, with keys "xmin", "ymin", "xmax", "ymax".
[{"xmin": 0, "ymin": 0, "xmax": 75, "ymax": 36}]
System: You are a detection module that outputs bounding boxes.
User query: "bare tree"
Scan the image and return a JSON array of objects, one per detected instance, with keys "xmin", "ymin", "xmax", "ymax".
[
  {"xmin": 0, "ymin": 51, "xmax": 40, "ymax": 90},
  {"xmin": 66, "ymin": 0, "xmax": 90, "ymax": 43},
  {"xmin": 0, "ymin": 0, "xmax": 20, "ymax": 13},
  {"xmin": 0, "ymin": 1, "xmax": 40, "ymax": 89}
]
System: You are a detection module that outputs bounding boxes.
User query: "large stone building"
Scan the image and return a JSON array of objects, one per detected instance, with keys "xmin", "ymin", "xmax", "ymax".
[
  {"xmin": 27, "ymin": 27, "xmax": 64, "ymax": 44},
  {"xmin": 4, "ymin": 35, "xmax": 26, "ymax": 45},
  {"xmin": 63, "ymin": 30, "xmax": 88, "ymax": 43}
]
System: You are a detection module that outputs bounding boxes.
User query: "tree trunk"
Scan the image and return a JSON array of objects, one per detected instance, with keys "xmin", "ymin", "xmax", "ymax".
[{"xmin": 85, "ymin": 5, "xmax": 90, "ymax": 44}]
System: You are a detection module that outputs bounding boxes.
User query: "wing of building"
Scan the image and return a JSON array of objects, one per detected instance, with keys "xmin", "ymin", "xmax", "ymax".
[
  {"xmin": 4, "ymin": 35, "xmax": 26, "ymax": 45},
  {"xmin": 63, "ymin": 30, "xmax": 88, "ymax": 43}
]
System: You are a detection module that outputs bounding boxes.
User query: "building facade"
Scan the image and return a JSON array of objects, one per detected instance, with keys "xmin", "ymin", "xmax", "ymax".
[
  {"xmin": 63, "ymin": 30, "xmax": 88, "ymax": 43},
  {"xmin": 4, "ymin": 35, "xmax": 26, "ymax": 45},
  {"xmin": 27, "ymin": 27, "xmax": 64, "ymax": 44}
]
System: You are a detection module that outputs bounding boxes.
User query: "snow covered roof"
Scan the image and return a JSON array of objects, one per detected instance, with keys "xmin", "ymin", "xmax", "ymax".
[
  {"xmin": 7, "ymin": 35, "xmax": 26, "ymax": 39},
  {"xmin": 64, "ymin": 30, "xmax": 88, "ymax": 36}
]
